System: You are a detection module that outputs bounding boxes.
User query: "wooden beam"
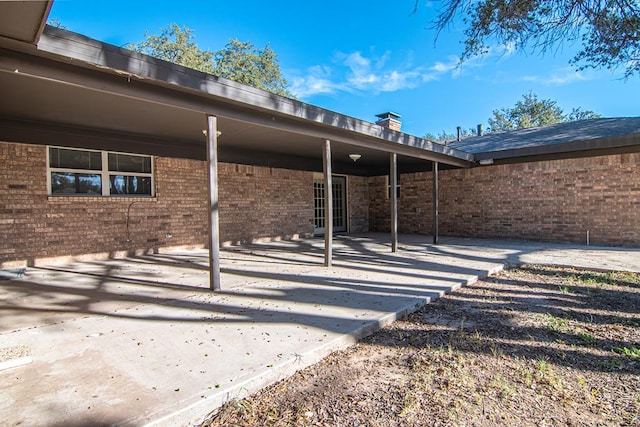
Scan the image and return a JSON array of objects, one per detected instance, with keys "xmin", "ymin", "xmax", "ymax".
[
  {"xmin": 206, "ymin": 115, "xmax": 221, "ymax": 291},
  {"xmin": 390, "ymin": 153, "xmax": 398, "ymax": 252},
  {"xmin": 433, "ymin": 161, "xmax": 439, "ymax": 245},
  {"xmin": 323, "ymin": 139, "xmax": 333, "ymax": 267}
]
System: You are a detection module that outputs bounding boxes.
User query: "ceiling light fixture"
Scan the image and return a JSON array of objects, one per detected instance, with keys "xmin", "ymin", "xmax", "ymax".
[{"xmin": 349, "ymin": 154, "xmax": 362, "ymax": 162}]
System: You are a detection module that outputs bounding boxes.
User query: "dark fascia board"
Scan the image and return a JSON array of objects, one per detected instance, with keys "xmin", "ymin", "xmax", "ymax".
[
  {"xmin": 35, "ymin": 26, "xmax": 473, "ymax": 166},
  {"xmin": 474, "ymin": 134, "xmax": 640, "ymax": 162},
  {"xmin": 483, "ymin": 144, "xmax": 640, "ymax": 167}
]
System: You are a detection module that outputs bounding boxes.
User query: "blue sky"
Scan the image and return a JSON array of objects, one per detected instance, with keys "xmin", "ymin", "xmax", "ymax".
[{"xmin": 50, "ymin": 0, "xmax": 640, "ymax": 137}]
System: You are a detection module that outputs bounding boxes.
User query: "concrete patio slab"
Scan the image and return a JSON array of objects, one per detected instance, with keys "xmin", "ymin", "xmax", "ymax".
[{"xmin": 1, "ymin": 234, "xmax": 638, "ymax": 426}]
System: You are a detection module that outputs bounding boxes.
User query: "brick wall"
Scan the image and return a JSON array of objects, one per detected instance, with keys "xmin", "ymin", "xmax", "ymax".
[
  {"xmin": 368, "ymin": 176, "xmax": 388, "ymax": 232},
  {"xmin": 0, "ymin": 142, "xmax": 324, "ymax": 266},
  {"xmin": 367, "ymin": 173, "xmax": 435, "ymax": 234},
  {"xmin": 368, "ymin": 153, "xmax": 640, "ymax": 246},
  {"xmin": 9, "ymin": 140, "xmax": 635, "ymax": 265},
  {"xmin": 347, "ymin": 176, "xmax": 369, "ymax": 233},
  {"xmin": 218, "ymin": 163, "xmax": 314, "ymax": 244}
]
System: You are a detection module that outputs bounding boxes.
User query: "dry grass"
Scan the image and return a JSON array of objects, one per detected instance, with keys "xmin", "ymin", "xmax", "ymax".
[{"xmin": 201, "ymin": 265, "xmax": 640, "ymax": 427}]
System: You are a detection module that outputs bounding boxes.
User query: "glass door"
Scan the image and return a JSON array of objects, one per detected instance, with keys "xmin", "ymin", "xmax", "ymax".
[{"xmin": 314, "ymin": 175, "xmax": 347, "ymax": 235}]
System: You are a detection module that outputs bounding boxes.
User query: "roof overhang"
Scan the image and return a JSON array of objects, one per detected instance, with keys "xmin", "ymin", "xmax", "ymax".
[
  {"xmin": 473, "ymin": 135, "xmax": 640, "ymax": 165},
  {"xmin": 0, "ymin": 26, "xmax": 473, "ymax": 176},
  {"xmin": 451, "ymin": 118, "xmax": 640, "ymax": 165},
  {"xmin": 0, "ymin": 1, "xmax": 52, "ymax": 45}
]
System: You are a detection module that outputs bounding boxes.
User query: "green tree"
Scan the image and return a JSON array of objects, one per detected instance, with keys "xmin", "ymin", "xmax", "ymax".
[
  {"xmin": 128, "ymin": 24, "xmax": 215, "ymax": 74},
  {"xmin": 425, "ymin": 127, "xmax": 476, "ymax": 142},
  {"xmin": 566, "ymin": 107, "xmax": 602, "ymax": 122},
  {"xmin": 128, "ymin": 24, "xmax": 293, "ymax": 97},
  {"xmin": 488, "ymin": 92, "xmax": 601, "ymax": 131},
  {"xmin": 428, "ymin": 0, "xmax": 640, "ymax": 78},
  {"xmin": 212, "ymin": 39, "xmax": 292, "ymax": 97}
]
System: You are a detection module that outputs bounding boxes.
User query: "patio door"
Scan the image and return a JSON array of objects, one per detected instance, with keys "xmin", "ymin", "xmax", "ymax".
[{"xmin": 314, "ymin": 175, "xmax": 347, "ymax": 235}]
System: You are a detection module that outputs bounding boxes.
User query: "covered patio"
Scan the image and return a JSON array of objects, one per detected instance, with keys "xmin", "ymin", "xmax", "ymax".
[
  {"xmin": 2, "ymin": 234, "xmax": 639, "ymax": 426},
  {"xmin": 0, "ymin": 11, "xmax": 472, "ymax": 289}
]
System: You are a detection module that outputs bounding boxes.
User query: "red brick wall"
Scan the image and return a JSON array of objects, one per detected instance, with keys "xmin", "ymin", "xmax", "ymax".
[
  {"xmin": 0, "ymin": 142, "xmax": 321, "ymax": 266},
  {"xmin": 218, "ymin": 163, "xmax": 314, "ymax": 244},
  {"xmin": 368, "ymin": 153, "xmax": 640, "ymax": 246},
  {"xmin": 368, "ymin": 176, "xmax": 388, "ymax": 232},
  {"xmin": 368, "ymin": 173, "xmax": 436, "ymax": 234},
  {"xmin": 347, "ymin": 176, "xmax": 369, "ymax": 233}
]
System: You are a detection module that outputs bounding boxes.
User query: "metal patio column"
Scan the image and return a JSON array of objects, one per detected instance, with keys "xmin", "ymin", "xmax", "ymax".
[
  {"xmin": 390, "ymin": 153, "xmax": 398, "ymax": 252},
  {"xmin": 206, "ymin": 115, "xmax": 221, "ymax": 291},
  {"xmin": 432, "ymin": 161, "xmax": 439, "ymax": 245},
  {"xmin": 323, "ymin": 140, "xmax": 333, "ymax": 267}
]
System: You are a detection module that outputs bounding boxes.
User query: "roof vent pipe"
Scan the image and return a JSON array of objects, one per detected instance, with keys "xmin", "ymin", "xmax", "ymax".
[
  {"xmin": 477, "ymin": 124, "xmax": 483, "ymax": 137},
  {"xmin": 456, "ymin": 126, "xmax": 462, "ymax": 141}
]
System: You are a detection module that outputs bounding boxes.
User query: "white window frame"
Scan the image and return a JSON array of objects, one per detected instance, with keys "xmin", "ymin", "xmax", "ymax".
[{"xmin": 47, "ymin": 146, "xmax": 154, "ymax": 197}]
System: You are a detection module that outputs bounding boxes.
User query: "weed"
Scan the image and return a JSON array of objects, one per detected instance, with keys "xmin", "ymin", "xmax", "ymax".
[
  {"xmin": 577, "ymin": 375, "xmax": 587, "ymax": 388},
  {"xmin": 536, "ymin": 358, "xmax": 562, "ymax": 388},
  {"xmin": 537, "ymin": 357, "xmax": 550, "ymax": 374},
  {"xmin": 490, "ymin": 342, "xmax": 504, "ymax": 358},
  {"xmin": 613, "ymin": 346, "xmax": 640, "ymax": 359},
  {"xmin": 520, "ymin": 367, "xmax": 534, "ymax": 388},
  {"xmin": 583, "ymin": 275, "xmax": 598, "ymax": 285},
  {"xmin": 470, "ymin": 329, "xmax": 483, "ymax": 344},
  {"xmin": 577, "ymin": 332, "xmax": 597, "ymax": 344},
  {"xmin": 231, "ymin": 398, "xmax": 255, "ymax": 416},
  {"xmin": 490, "ymin": 374, "xmax": 515, "ymax": 400},
  {"xmin": 545, "ymin": 313, "xmax": 569, "ymax": 333},
  {"xmin": 558, "ymin": 285, "xmax": 570, "ymax": 294}
]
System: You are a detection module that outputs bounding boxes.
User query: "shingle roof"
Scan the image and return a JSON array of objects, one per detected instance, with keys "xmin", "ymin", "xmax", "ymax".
[{"xmin": 449, "ymin": 117, "xmax": 640, "ymax": 157}]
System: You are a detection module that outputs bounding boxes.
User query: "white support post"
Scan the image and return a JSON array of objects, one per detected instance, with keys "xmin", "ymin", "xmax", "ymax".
[
  {"xmin": 323, "ymin": 140, "xmax": 333, "ymax": 267},
  {"xmin": 390, "ymin": 153, "xmax": 398, "ymax": 253},
  {"xmin": 206, "ymin": 115, "xmax": 221, "ymax": 291}
]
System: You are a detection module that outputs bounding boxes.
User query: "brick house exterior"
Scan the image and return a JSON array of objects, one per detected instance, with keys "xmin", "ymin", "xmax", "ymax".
[
  {"xmin": 1, "ymin": 141, "xmax": 373, "ymax": 267},
  {"xmin": 2, "ymin": 140, "xmax": 638, "ymax": 267},
  {"xmin": 1, "ymin": 22, "xmax": 639, "ymax": 268}
]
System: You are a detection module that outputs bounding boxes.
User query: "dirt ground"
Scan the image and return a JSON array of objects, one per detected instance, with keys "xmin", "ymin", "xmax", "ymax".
[{"xmin": 200, "ymin": 265, "xmax": 640, "ymax": 427}]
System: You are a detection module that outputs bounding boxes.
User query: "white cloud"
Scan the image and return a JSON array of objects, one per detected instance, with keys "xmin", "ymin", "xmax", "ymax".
[
  {"xmin": 380, "ymin": 70, "xmax": 422, "ymax": 91},
  {"xmin": 290, "ymin": 51, "xmax": 467, "ymax": 99},
  {"xmin": 431, "ymin": 59, "xmax": 457, "ymax": 73},
  {"xmin": 290, "ymin": 76, "xmax": 340, "ymax": 98},
  {"xmin": 519, "ymin": 68, "xmax": 591, "ymax": 85}
]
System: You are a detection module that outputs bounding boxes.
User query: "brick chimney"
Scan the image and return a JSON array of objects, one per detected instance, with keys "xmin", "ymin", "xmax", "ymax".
[{"xmin": 375, "ymin": 112, "xmax": 401, "ymax": 132}]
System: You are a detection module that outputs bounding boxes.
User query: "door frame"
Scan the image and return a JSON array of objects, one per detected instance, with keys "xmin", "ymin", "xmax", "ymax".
[{"xmin": 313, "ymin": 173, "xmax": 347, "ymax": 236}]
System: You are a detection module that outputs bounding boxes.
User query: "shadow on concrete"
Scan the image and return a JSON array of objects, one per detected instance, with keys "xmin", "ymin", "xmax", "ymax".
[{"xmin": 1, "ymin": 234, "xmax": 638, "ymax": 426}]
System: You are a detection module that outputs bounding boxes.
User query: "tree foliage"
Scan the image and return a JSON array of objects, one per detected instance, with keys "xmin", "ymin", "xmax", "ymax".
[
  {"xmin": 129, "ymin": 24, "xmax": 215, "ymax": 74},
  {"xmin": 212, "ymin": 40, "xmax": 291, "ymax": 96},
  {"xmin": 425, "ymin": 127, "xmax": 477, "ymax": 142},
  {"xmin": 488, "ymin": 92, "xmax": 601, "ymax": 131},
  {"xmin": 128, "ymin": 24, "xmax": 293, "ymax": 97},
  {"xmin": 430, "ymin": 0, "xmax": 640, "ymax": 78}
]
